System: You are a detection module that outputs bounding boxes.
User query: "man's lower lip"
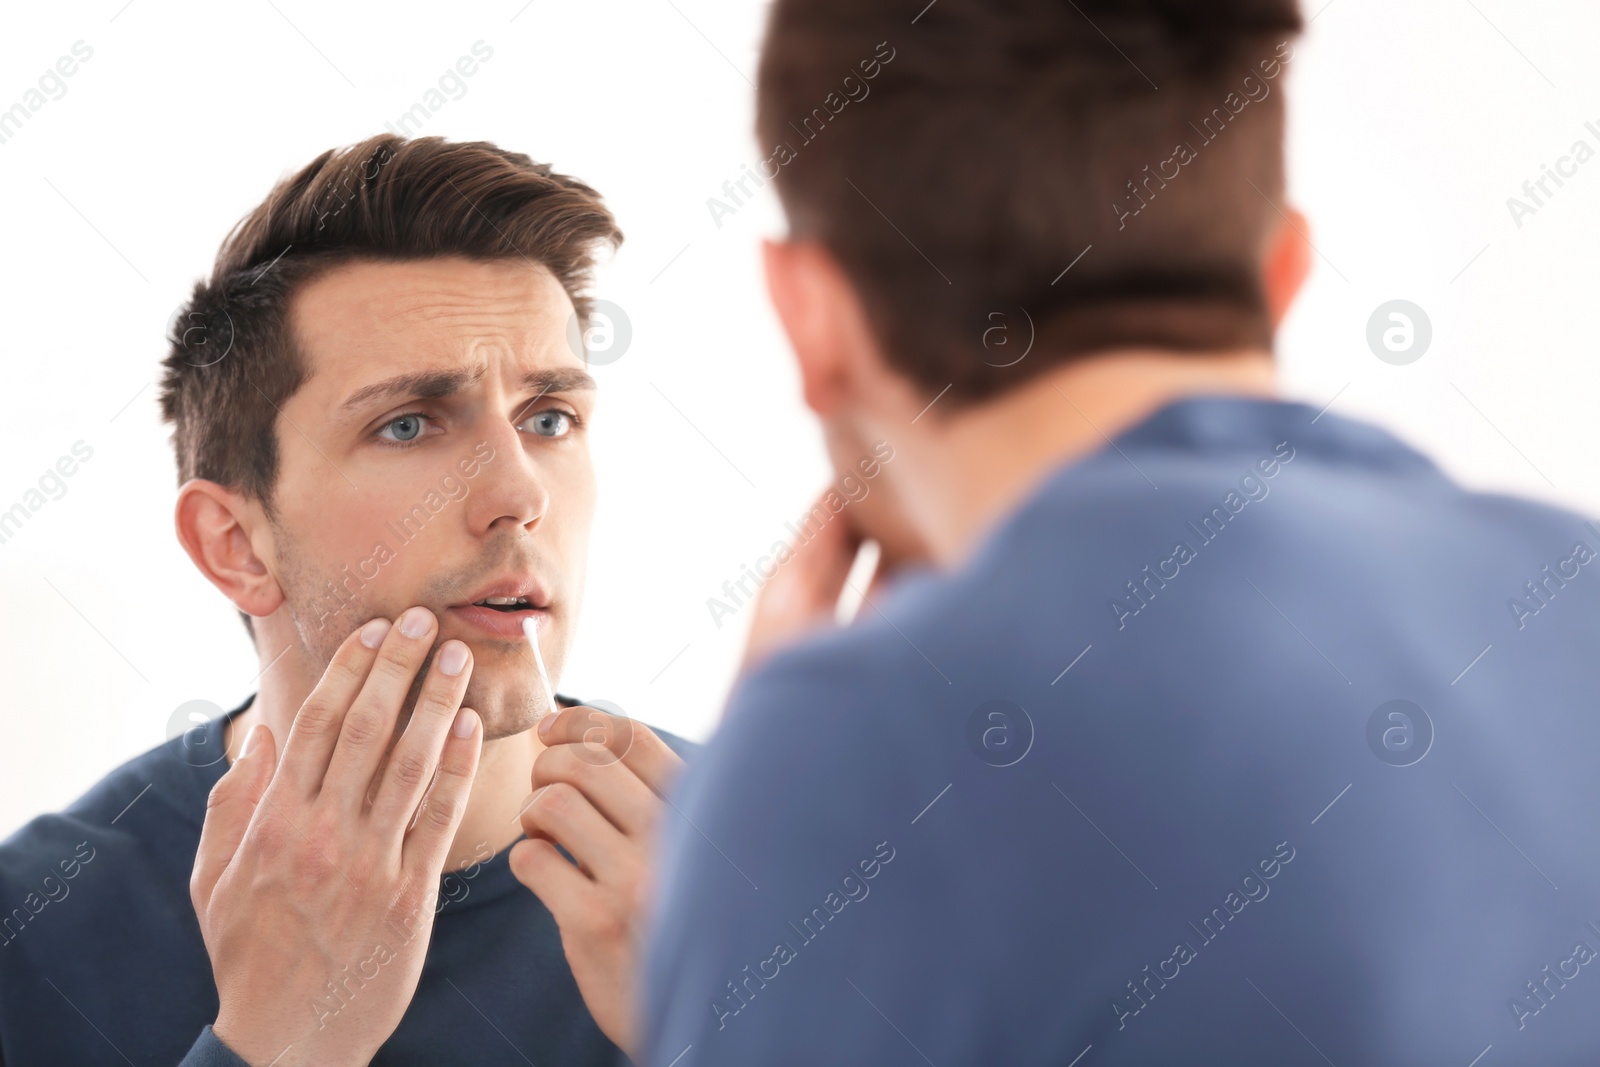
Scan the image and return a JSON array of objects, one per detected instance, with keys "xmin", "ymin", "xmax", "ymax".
[{"xmin": 446, "ymin": 605, "xmax": 550, "ymax": 640}]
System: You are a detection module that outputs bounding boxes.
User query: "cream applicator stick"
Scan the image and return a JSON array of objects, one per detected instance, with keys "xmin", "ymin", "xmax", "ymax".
[{"xmin": 521, "ymin": 615, "xmax": 558, "ymax": 716}]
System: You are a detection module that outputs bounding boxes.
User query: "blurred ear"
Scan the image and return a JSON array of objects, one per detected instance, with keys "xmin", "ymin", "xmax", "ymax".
[
  {"xmin": 1263, "ymin": 208, "xmax": 1313, "ymax": 328},
  {"xmin": 762, "ymin": 239, "xmax": 878, "ymax": 418},
  {"xmin": 174, "ymin": 480, "xmax": 283, "ymax": 623}
]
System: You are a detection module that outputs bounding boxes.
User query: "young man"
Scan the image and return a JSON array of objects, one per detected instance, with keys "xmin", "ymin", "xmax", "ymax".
[
  {"xmin": 641, "ymin": 1, "xmax": 1600, "ymax": 1064},
  {"xmin": 0, "ymin": 135, "xmax": 694, "ymax": 1065}
]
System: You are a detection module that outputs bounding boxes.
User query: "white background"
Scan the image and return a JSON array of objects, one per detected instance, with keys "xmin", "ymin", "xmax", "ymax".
[{"xmin": 2, "ymin": 0, "xmax": 1597, "ymax": 838}]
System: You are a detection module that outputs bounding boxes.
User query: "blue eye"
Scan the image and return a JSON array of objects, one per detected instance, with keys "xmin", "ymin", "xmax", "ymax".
[
  {"xmin": 525, "ymin": 410, "xmax": 574, "ymax": 438},
  {"xmin": 378, "ymin": 414, "xmax": 427, "ymax": 443}
]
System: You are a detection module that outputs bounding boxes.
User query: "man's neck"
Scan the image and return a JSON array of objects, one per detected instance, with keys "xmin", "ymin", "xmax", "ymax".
[
  {"xmin": 224, "ymin": 669, "xmax": 542, "ymax": 872},
  {"xmin": 875, "ymin": 347, "xmax": 1278, "ymax": 567}
]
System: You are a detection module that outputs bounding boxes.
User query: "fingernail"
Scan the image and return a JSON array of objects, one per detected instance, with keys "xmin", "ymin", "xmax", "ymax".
[
  {"xmin": 359, "ymin": 617, "xmax": 392, "ymax": 648},
  {"xmin": 240, "ymin": 723, "xmax": 263, "ymax": 759},
  {"xmin": 398, "ymin": 606, "xmax": 432, "ymax": 639},
  {"xmin": 452, "ymin": 707, "xmax": 478, "ymax": 738},
  {"xmin": 537, "ymin": 711, "xmax": 555, "ymax": 738},
  {"xmin": 438, "ymin": 640, "xmax": 469, "ymax": 677}
]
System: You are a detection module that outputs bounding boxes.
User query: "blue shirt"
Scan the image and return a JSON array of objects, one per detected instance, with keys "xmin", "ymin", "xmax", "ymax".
[
  {"xmin": 642, "ymin": 395, "xmax": 1600, "ymax": 1065},
  {"xmin": 0, "ymin": 697, "xmax": 696, "ymax": 1066}
]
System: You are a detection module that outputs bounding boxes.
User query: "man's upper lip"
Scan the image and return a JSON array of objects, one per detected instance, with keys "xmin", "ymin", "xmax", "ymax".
[{"xmin": 453, "ymin": 575, "xmax": 551, "ymax": 609}]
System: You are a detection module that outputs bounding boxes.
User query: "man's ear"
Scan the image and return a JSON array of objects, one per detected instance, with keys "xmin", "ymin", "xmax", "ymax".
[
  {"xmin": 1263, "ymin": 207, "xmax": 1313, "ymax": 328},
  {"xmin": 762, "ymin": 239, "xmax": 876, "ymax": 418},
  {"xmin": 174, "ymin": 480, "xmax": 284, "ymax": 622}
]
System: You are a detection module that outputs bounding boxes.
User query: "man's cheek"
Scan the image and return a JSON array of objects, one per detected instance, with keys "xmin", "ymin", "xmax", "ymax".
[{"xmin": 356, "ymin": 548, "xmax": 383, "ymax": 580}]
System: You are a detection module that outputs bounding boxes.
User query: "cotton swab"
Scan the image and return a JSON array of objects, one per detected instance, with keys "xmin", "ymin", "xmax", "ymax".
[{"xmin": 522, "ymin": 615, "xmax": 558, "ymax": 717}]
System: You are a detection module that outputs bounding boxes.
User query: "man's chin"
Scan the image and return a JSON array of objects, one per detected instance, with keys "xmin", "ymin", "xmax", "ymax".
[{"xmin": 460, "ymin": 679, "xmax": 546, "ymax": 742}]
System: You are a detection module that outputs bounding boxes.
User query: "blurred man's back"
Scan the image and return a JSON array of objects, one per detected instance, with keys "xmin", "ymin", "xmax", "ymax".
[
  {"xmin": 640, "ymin": 0, "xmax": 1600, "ymax": 1062},
  {"xmin": 648, "ymin": 393, "xmax": 1600, "ymax": 1063}
]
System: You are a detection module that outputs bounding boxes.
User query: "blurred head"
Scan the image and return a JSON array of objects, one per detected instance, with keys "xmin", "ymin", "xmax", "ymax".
[
  {"xmin": 757, "ymin": 0, "xmax": 1308, "ymax": 475},
  {"xmin": 161, "ymin": 135, "xmax": 621, "ymax": 738}
]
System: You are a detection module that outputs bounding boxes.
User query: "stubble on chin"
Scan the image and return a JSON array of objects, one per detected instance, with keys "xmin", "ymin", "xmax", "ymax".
[{"xmin": 460, "ymin": 669, "xmax": 544, "ymax": 741}]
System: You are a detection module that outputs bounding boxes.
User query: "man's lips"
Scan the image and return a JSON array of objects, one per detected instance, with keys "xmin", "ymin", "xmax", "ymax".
[
  {"xmin": 435, "ymin": 572, "xmax": 554, "ymax": 641},
  {"xmin": 461, "ymin": 573, "xmax": 551, "ymax": 607},
  {"xmin": 446, "ymin": 603, "xmax": 551, "ymax": 642}
]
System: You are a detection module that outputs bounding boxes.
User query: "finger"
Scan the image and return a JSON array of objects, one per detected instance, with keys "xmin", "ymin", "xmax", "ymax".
[
  {"xmin": 275, "ymin": 617, "xmax": 393, "ymax": 796},
  {"xmin": 400, "ymin": 707, "xmax": 483, "ymax": 878},
  {"xmin": 508, "ymin": 837, "xmax": 592, "ymax": 919},
  {"xmin": 323, "ymin": 606, "xmax": 439, "ymax": 808},
  {"xmin": 738, "ymin": 492, "xmax": 861, "ymax": 671},
  {"xmin": 770, "ymin": 490, "xmax": 861, "ymax": 611},
  {"xmin": 530, "ymin": 744, "xmax": 659, "ymax": 838},
  {"xmin": 191, "ymin": 723, "xmax": 276, "ymax": 915},
  {"xmin": 535, "ymin": 708, "xmax": 686, "ymax": 795},
  {"xmin": 369, "ymin": 639, "xmax": 473, "ymax": 828},
  {"xmin": 518, "ymin": 782, "xmax": 632, "ymax": 882}
]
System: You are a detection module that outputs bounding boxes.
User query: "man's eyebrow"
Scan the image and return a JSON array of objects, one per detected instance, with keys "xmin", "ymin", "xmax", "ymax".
[
  {"xmin": 337, "ymin": 364, "xmax": 595, "ymax": 415},
  {"xmin": 339, "ymin": 365, "xmax": 488, "ymax": 412},
  {"xmin": 522, "ymin": 367, "xmax": 597, "ymax": 395}
]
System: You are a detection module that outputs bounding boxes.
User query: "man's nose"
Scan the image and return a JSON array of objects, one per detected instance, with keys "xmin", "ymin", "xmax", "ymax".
[{"xmin": 461, "ymin": 420, "xmax": 550, "ymax": 533}]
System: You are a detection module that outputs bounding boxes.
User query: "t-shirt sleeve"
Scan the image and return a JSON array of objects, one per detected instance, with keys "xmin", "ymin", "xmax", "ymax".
[
  {"xmin": 638, "ymin": 639, "xmax": 935, "ymax": 1067},
  {"xmin": 178, "ymin": 1026, "xmax": 249, "ymax": 1066}
]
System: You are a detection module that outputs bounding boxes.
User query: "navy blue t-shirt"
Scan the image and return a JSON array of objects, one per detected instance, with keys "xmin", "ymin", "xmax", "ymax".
[
  {"xmin": 0, "ymin": 697, "xmax": 696, "ymax": 1065},
  {"xmin": 642, "ymin": 395, "xmax": 1600, "ymax": 1065}
]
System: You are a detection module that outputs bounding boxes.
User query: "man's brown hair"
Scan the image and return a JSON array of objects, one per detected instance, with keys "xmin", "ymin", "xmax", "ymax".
[
  {"xmin": 756, "ymin": 0, "xmax": 1304, "ymax": 403},
  {"xmin": 159, "ymin": 134, "xmax": 621, "ymax": 634}
]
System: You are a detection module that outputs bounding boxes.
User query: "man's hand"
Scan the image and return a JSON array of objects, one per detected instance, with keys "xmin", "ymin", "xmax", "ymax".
[
  {"xmin": 739, "ymin": 482, "xmax": 928, "ymax": 679},
  {"xmin": 509, "ymin": 706, "xmax": 687, "ymax": 1061},
  {"xmin": 739, "ymin": 488, "xmax": 863, "ymax": 675},
  {"xmin": 191, "ymin": 608, "xmax": 483, "ymax": 1067}
]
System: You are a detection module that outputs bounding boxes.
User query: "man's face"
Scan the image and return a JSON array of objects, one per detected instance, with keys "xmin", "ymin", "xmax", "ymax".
[{"xmin": 266, "ymin": 256, "xmax": 596, "ymax": 740}]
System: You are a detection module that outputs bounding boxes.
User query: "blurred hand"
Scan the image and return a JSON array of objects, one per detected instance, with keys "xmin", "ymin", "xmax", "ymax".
[
  {"xmin": 192, "ymin": 608, "xmax": 482, "ymax": 1067},
  {"xmin": 509, "ymin": 706, "xmax": 686, "ymax": 1061},
  {"xmin": 737, "ymin": 489, "xmax": 863, "ymax": 676}
]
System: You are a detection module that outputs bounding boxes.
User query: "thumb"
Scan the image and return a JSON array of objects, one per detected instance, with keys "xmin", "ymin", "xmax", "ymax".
[{"xmin": 190, "ymin": 722, "xmax": 276, "ymax": 917}]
